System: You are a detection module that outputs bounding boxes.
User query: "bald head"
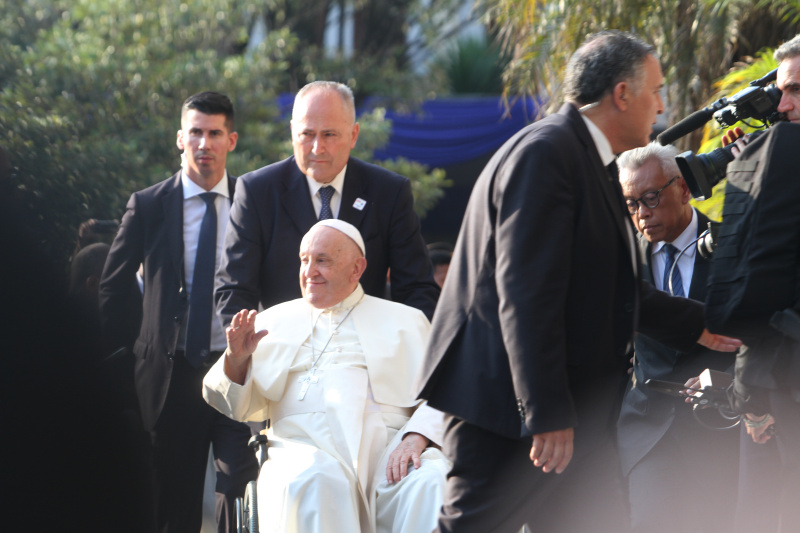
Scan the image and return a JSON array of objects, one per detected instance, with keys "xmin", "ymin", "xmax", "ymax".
[{"xmin": 299, "ymin": 224, "xmax": 368, "ymax": 309}]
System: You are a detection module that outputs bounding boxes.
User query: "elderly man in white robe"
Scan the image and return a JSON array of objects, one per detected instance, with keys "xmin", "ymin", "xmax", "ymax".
[{"xmin": 203, "ymin": 219, "xmax": 448, "ymax": 533}]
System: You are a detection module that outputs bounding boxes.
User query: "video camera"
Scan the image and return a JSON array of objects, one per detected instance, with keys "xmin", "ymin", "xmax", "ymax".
[{"xmin": 656, "ymin": 69, "xmax": 785, "ymax": 201}]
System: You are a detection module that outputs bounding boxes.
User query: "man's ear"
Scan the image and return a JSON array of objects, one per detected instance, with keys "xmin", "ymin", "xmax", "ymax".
[
  {"xmin": 350, "ymin": 122, "xmax": 360, "ymax": 149},
  {"xmin": 677, "ymin": 178, "xmax": 692, "ymax": 204},
  {"xmin": 352, "ymin": 256, "xmax": 367, "ymax": 282},
  {"xmin": 613, "ymin": 82, "xmax": 629, "ymax": 111},
  {"xmin": 227, "ymin": 131, "xmax": 238, "ymax": 152},
  {"xmin": 176, "ymin": 129, "xmax": 185, "ymax": 151}
]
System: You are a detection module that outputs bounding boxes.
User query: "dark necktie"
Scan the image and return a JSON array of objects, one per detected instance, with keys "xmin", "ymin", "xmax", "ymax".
[
  {"xmin": 662, "ymin": 243, "xmax": 685, "ymax": 297},
  {"xmin": 319, "ymin": 186, "xmax": 334, "ymax": 220},
  {"xmin": 185, "ymin": 192, "xmax": 217, "ymax": 367}
]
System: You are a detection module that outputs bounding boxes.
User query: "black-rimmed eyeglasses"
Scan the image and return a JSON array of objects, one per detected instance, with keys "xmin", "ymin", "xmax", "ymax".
[{"xmin": 625, "ymin": 176, "xmax": 679, "ymax": 215}]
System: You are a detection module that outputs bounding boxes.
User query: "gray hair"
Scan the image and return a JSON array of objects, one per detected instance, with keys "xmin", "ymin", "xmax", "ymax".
[
  {"xmin": 775, "ymin": 33, "xmax": 800, "ymax": 63},
  {"xmin": 618, "ymin": 142, "xmax": 680, "ymax": 179},
  {"xmin": 293, "ymin": 81, "xmax": 356, "ymax": 124},
  {"xmin": 563, "ymin": 30, "xmax": 656, "ymax": 106}
]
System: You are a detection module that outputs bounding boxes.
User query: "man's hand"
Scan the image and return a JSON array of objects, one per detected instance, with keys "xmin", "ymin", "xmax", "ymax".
[
  {"xmin": 224, "ymin": 309, "xmax": 268, "ymax": 385},
  {"xmin": 744, "ymin": 413, "xmax": 775, "ymax": 444},
  {"xmin": 722, "ymin": 127, "xmax": 750, "ymax": 157},
  {"xmin": 530, "ymin": 428, "xmax": 574, "ymax": 474},
  {"xmin": 386, "ymin": 432, "xmax": 429, "ymax": 484},
  {"xmin": 697, "ymin": 329, "xmax": 742, "ymax": 352},
  {"xmin": 682, "ymin": 376, "xmax": 703, "ymax": 405}
]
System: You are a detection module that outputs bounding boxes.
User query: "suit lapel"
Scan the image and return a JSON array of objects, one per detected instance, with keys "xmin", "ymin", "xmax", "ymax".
[
  {"xmin": 280, "ymin": 162, "xmax": 319, "ymax": 234},
  {"xmin": 564, "ymin": 105, "xmax": 635, "ymax": 257},
  {"xmin": 162, "ymin": 173, "xmax": 185, "ymax": 280},
  {"xmin": 338, "ymin": 160, "xmax": 368, "ymax": 229}
]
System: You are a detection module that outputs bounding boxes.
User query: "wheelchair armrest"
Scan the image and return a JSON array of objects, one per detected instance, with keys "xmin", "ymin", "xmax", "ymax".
[{"xmin": 248, "ymin": 433, "xmax": 268, "ymax": 450}]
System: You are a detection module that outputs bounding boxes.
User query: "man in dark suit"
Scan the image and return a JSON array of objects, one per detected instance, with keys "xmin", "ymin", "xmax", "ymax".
[
  {"xmin": 415, "ymin": 31, "xmax": 742, "ymax": 533},
  {"xmin": 100, "ymin": 92, "xmax": 257, "ymax": 533},
  {"xmin": 215, "ymin": 81, "xmax": 439, "ymax": 324},
  {"xmin": 616, "ymin": 143, "xmax": 739, "ymax": 533}
]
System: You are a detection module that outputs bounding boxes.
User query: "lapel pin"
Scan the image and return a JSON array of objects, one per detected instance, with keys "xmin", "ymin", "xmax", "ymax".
[{"xmin": 353, "ymin": 198, "xmax": 367, "ymax": 211}]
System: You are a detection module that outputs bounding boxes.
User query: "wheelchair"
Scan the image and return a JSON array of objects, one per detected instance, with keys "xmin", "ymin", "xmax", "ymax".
[{"xmin": 236, "ymin": 432, "xmax": 269, "ymax": 533}]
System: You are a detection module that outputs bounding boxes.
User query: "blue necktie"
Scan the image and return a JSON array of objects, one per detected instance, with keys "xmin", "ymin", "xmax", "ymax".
[
  {"xmin": 319, "ymin": 186, "xmax": 334, "ymax": 220},
  {"xmin": 662, "ymin": 243, "xmax": 685, "ymax": 297},
  {"xmin": 185, "ymin": 192, "xmax": 217, "ymax": 367}
]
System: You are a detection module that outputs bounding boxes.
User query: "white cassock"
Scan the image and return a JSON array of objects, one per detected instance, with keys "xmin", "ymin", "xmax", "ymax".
[{"xmin": 203, "ymin": 284, "xmax": 449, "ymax": 533}]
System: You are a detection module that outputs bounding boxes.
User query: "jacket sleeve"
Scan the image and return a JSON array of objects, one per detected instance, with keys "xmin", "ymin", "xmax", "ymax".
[
  {"xmin": 638, "ymin": 280, "xmax": 704, "ymax": 352},
  {"xmin": 495, "ymin": 137, "xmax": 579, "ymax": 436},
  {"xmin": 215, "ymin": 177, "xmax": 265, "ymax": 327},
  {"xmin": 386, "ymin": 178, "xmax": 441, "ymax": 320},
  {"xmin": 99, "ymin": 193, "xmax": 144, "ymax": 355}
]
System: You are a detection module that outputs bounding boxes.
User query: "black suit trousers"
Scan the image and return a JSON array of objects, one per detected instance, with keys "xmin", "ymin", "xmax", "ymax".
[
  {"xmin": 149, "ymin": 355, "xmax": 258, "ymax": 533},
  {"xmin": 627, "ymin": 409, "xmax": 738, "ymax": 533},
  {"xmin": 437, "ymin": 372, "xmax": 629, "ymax": 533}
]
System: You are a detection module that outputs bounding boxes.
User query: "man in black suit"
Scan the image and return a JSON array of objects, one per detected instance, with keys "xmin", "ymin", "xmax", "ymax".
[
  {"xmin": 616, "ymin": 143, "xmax": 738, "ymax": 533},
  {"xmin": 415, "ymin": 31, "xmax": 741, "ymax": 533},
  {"xmin": 100, "ymin": 92, "xmax": 257, "ymax": 533},
  {"xmin": 215, "ymin": 81, "xmax": 439, "ymax": 324}
]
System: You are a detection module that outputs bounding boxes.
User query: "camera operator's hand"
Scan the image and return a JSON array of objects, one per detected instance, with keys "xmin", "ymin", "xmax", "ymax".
[
  {"xmin": 722, "ymin": 127, "xmax": 751, "ymax": 157},
  {"xmin": 744, "ymin": 413, "xmax": 775, "ymax": 444},
  {"xmin": 682, "ymin": 376, "xmax": 702, "ymax": 405},
  {"xmin": 696, "ymin": 328, "xmax": 742, "ymax": 352}
]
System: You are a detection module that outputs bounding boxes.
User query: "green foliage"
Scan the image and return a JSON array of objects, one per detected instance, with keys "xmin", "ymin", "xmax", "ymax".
[
  {"xmin": 478, "ymin": 0, "xmax": 799, "ymax": 149},
  {"xmin": 0, "ymin": 0, "xmax": 449, "ymax": 270},
  {"xmin": 381, "ymin": 158, "xmax": 451, "ymax": 218},
  {"xmin": 436, "ymin": 35, "xmax": 510, "ymax": 95}
]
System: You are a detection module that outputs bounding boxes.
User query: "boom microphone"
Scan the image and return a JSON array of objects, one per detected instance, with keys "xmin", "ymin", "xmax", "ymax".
[{"xmin": 657, "ymin": 108, "xmax": 714, "ymax": 145}]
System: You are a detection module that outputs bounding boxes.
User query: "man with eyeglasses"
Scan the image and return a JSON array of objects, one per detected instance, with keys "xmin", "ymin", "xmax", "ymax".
[{"xmin": 616, "ymin": 142, "xmax": 739, "ymax": 533}]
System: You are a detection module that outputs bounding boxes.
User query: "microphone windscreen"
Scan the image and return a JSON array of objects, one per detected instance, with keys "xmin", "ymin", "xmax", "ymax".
[{"xmin": 657, "ymin": 109, "xmax": 714, "ymax": 145}]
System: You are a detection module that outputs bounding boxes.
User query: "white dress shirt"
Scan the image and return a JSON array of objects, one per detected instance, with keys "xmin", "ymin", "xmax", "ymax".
[
  {"xmin": 581, "ymin": 112, "xmax": 638, "ymax": 274},
  {"xmin": 650, "ymin": 208, "xmax": 699, "ymax": 298},
  {"xmin": 305, "ymin": 164, "xmax": 347, "ymax": 219}
]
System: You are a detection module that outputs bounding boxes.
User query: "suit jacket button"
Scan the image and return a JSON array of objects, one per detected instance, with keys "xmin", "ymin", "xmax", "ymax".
[
  {"xmin": 167, "ymin": 351, "xmax": 174, "ymax": 360},
  {"xmin": 623, "ymin": 303, "xmax": 634, "ymax": 313},
  {"xmin": 173, "ymin": 316, "xmax": 180, "ymax": 322}
]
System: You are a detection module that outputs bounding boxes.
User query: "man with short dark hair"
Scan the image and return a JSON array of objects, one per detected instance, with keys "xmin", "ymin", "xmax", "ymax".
[
  {"xmin": 617, "ymin": 142, "xmax": 738, "ymax": 533},
  {"xmin": 215, "ymin": 81, "xmax": 439, "ymax": 326},
  {"xmin": 100, "ymin": 91, "xmax": 257, "ymax": 533},
  {"xmin": 416, "ymin": 31, "xmax": 740, "ymax": 533}
]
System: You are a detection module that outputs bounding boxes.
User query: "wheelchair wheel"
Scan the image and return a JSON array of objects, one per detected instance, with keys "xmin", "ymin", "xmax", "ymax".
[
  {"xmin": 235, "ymin": 497, "xmax": 244, "ymax": 533},
  {"xmin": 242, "ymin": 480, "xmax": 258, "ymax": 533}
]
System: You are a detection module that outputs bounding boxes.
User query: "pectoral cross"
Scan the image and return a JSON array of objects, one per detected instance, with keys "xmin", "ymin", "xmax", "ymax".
[{"xmin": 297, "ymin": 369, "xmax": 319, "ymax": 401}]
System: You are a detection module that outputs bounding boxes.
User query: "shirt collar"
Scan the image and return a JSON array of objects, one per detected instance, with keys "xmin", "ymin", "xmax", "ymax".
[
  {"xmin": 580, "ymin": 113, "xmax": 616, "ymax": 166},
  {"xmin": 181, "ymin": 170, "xmax": 230, "ymax": 200},
  {"xmin": 310, "ymin": 283, "xmax": 365, "ymax": 321},
  {"xmin": 305, "ymin": 164, "xmax": 347, "ymax": 198},
  {"xmin": 652, "ymin": 207, "xmax": 699, "ymax": 259}
]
